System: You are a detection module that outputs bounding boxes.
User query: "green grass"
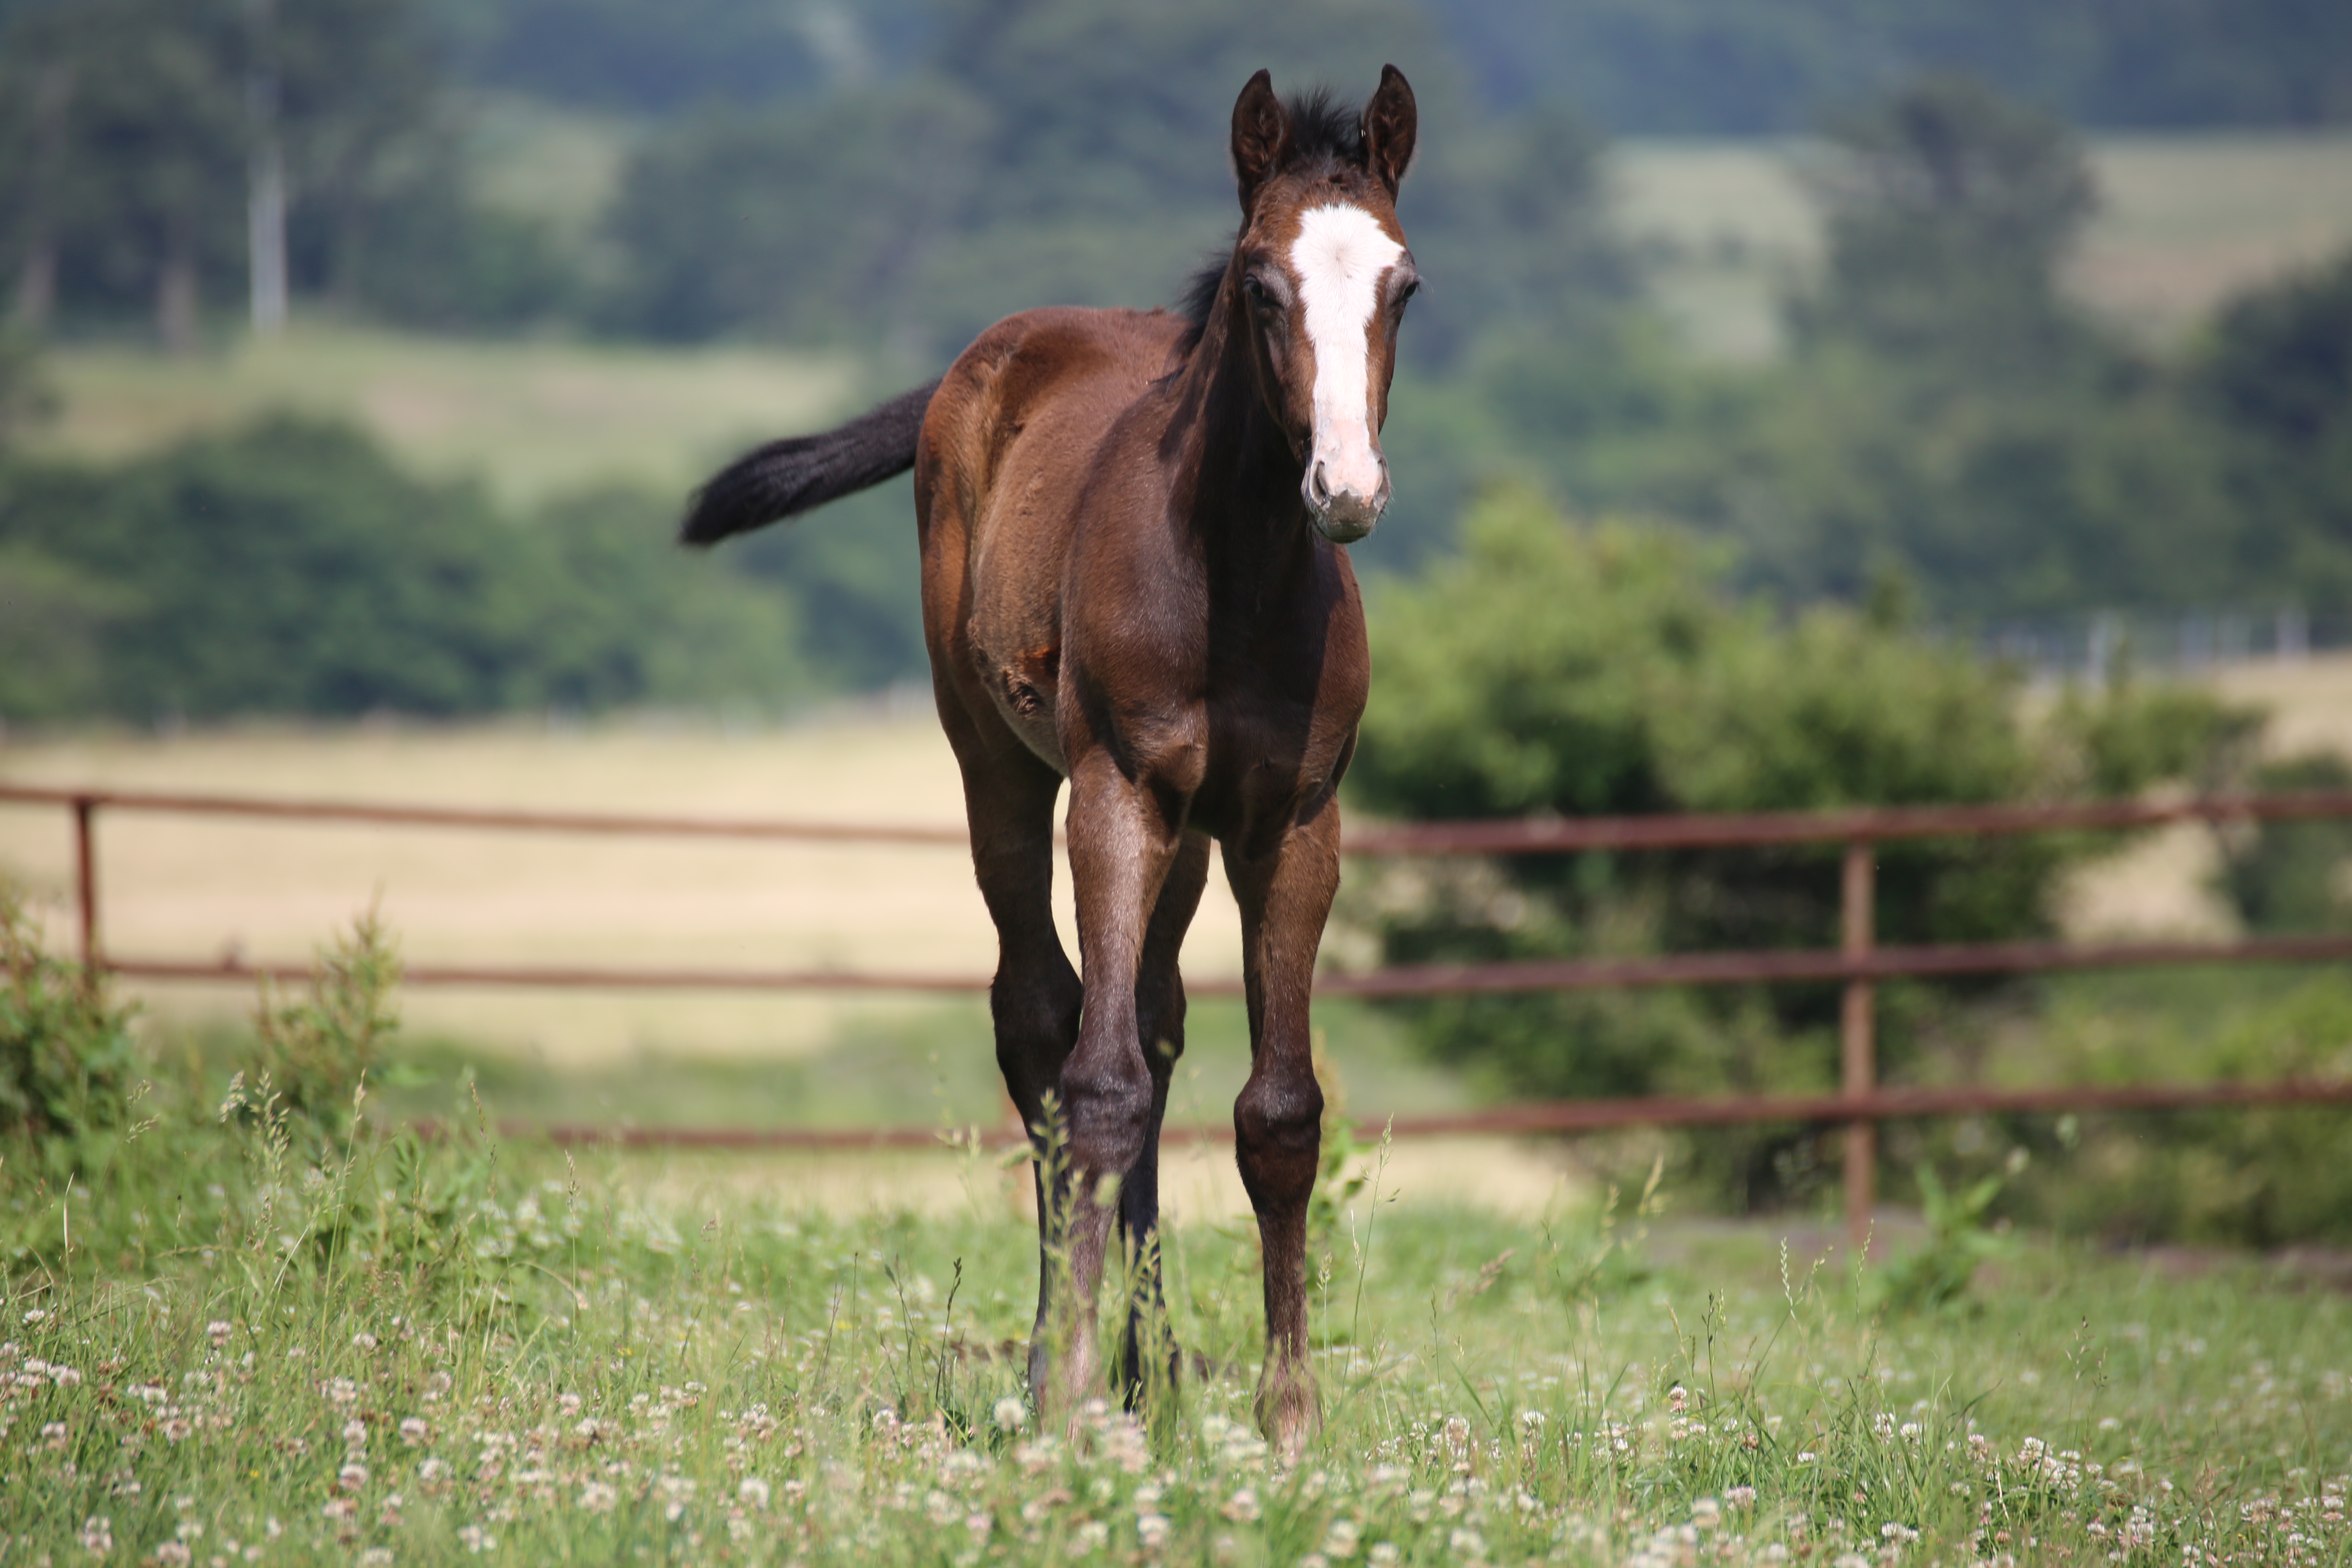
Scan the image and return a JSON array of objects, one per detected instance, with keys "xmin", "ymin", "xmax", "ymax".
[
  {"xmin": 9, "ymin": 904, "xmax": 2352, "ymax": 1564},
  {"xmin": 8, "ymin": 1129, "xmax": 2352, "ymax": 1565},
  {"xmin": 340, "ymin": 996, "xmax": 1468, "ymax": 1138},
  {"xmin": 27, "ymin": 323, "xmax": 861, "ymax": 510},
  {"xmin": 1615, "ymin": 131, "xmax": 2352, "ymax": 358}
]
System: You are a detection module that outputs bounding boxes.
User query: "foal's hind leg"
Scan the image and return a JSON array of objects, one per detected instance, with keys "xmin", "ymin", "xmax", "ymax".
[
  {"xmin": 1116, "ymin": 830, "xmax": 1210, "ymax": 1408},
  {"xmin": 934, "ymin": 708, "xmax": 1082, "ymax": 1405}
]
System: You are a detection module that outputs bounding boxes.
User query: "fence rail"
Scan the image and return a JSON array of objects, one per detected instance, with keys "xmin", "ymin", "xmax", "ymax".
[{"xmin": 7, "ymin": 779, "xmax": 2352, "ymax": 1250}]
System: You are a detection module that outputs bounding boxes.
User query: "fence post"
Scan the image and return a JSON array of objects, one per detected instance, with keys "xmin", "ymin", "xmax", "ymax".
[
  {"xmin": 1842, "ymin": 837, "xmax": 1875, "ymax": 1255},
  {"xmin": 73, "ymin": 795, "xmax": 100, "ymax": 971}
]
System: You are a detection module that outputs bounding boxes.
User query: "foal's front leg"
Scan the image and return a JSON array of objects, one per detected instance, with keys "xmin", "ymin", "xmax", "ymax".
[
  {"xmin": 1044, "ymin": 747, "xmax": 1190, "ymax": 1425},
  {"xmin": 1224, "ymin": 804, "xmax": 1342, "ymax": 1463}
]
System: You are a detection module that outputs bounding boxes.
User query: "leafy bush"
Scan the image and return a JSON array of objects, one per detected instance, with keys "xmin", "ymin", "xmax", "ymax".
[
  {"xmin": 0, "ymin": 419, "xmax": 815, "ymax": 723},
  {"xmin": 2214, "ymin": 752, "xmax": 2352, "ymax": 935},
  {"xmin": 1344, "ymin": 489, "xmax": 2247, "ymax": 1208},
  {"xmin": 0, "ymin": 888, "xmax": 137, "ymax": 1172},
  {"xmin": 1965, "ymin": 969, "xmax": 2352, "ymax": 1247}
]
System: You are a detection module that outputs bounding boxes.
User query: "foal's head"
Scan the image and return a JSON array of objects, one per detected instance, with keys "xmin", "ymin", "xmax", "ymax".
[{"xmin": 1220, "ymin": 66, "xmax": 1419, "ymax": 545}]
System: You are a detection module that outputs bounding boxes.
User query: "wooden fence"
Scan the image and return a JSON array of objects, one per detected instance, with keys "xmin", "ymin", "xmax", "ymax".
[{"xmin": 7, "ymin": 781, "xmax": 2352, "ymax": 1249}]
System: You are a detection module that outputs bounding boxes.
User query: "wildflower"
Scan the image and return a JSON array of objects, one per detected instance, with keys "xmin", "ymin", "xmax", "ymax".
[
  {"xmin": 1221, "ymin": 1488, "xmax": 1261, "ymax": 1523},
  {"xmin": 339, "ymin": 1462, "xmax": 370, "ymax": 1492},
  {"xmin": 1447, "ymin": 1527, "xmax": 1487, "ymax": 1558},
  {"xmin": 457, "ymin": 1523, "xmax": 496, "ymax": 1553},
  {"xmin": 42, "ymin": 1421, "xmax": 68, "ymax": 1450},
  {"xmin": 343, "ymin": 1418, "xmax": 369, "ymax": 1451},
  {"xmin": 352, "ymin": 1332, "xmax": 380, "ymax": 1352},
  {"xmin": 1323, "ymin": 1517, "xmax": 1363, "ymax": 1557},
  {"xmin": 578, "ymin": 1482, "xmax": 617, "ymax": 1514},
  {"xmin": 79, "ymin": 1515, "xmax": 112, "ymax": 1555},
  {"xmin": 1668, "ymin": 1385, "xmax": 1690, "ymax": 1414},
  {"xmin": 1726, "ymin": 1487, "xmax": 1758, "ymax": 1509},
  {"xmin": 162, "ymin": 1417, "xmax": 194, "ymax": 1443},
  {"xmin": 1137, "ymin": 1513, "xmax": 1172, "ymax": 1552},
  {"xmin": 24, "ymin": 1308, "xmax": 48, "ymax": 1324},
  {"xmin": 359, "ymin": 1551, "xmax": 393, "ymax": 1568},
  {"xmin": 1797, "ymin": 1452, "xmax": 1819, "ymax": 1464},
  {"xmin": 1073, "ymin": 1519, "xmax": 1111, "ymax": 1554},
  {"xmin": 207, "ymin": 1321, "xmax": 232, "ymax": 1348},
  {"xmin": 995, "ymin": 1396, "xmax": 1029, "ymax": 1433},
  {"xmin": 1692, "ymin": 1498, "xmax": 1723, "ymax": 1530},
  {"xmin": 739, "ymin": 1477, "xmax": 770, "ymax": 1510},
  {"xmin": 966, "ymin": 1511, "xmax": 994, "ymax": 1545},
  {"xmin": 399, "ymin": 1417, "xmax": 430, "ymax": 1448},
  {"xmin": 155, "ymin": 1545, "xmax": 191, "ymax": 1568}
]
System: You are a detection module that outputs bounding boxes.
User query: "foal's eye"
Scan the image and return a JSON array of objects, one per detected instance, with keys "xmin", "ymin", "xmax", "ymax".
[
  {"xmin": 1243, "ymin": 275, "xmax": 1280, "ymax": 313},
  {"xmin": 1396, "ymin": 278, "xmax": 1420, "ymax": 306}
]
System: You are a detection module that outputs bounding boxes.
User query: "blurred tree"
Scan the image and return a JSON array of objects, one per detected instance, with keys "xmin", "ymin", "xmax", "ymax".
[
  {"xmin": 2190, "ymin": 249, "xmax": 2352, "ymax": 613},
  {"xmin": 0, "ymin": 419, "xmax": 813, "ymax": 722},
  {"xmin": 0, "ymin": 0, "xmax": 247, "ymax": 348},
  {"xmin": 1789, "ymin": 74, "xmax": 2101, "ymax": 377},
  {"xmin": 0, "ymin": 0, "xmax": 566, "ymax": 341}
]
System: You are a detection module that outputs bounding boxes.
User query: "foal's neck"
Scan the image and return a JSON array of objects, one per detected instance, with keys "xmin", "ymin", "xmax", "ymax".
[{"xmin": 1169, "ymin": 279, "xmax": 1317, "ymax": 578}]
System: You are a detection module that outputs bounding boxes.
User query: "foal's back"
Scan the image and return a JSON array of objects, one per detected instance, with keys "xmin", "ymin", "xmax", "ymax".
[{"xmin": 914, "ymin": 304, "xmax": 1187, "ymax": 775}]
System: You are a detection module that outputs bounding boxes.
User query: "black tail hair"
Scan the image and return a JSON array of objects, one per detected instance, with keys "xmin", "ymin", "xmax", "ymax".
[{"xmin": 679, "ymin": 379, "xmax": 941, "ymax": 546}]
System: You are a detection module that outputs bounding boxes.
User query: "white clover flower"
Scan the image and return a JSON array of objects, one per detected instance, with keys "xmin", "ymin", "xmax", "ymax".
[
  {"xmin": 994, "ymin": 1396, "xmax": 1028, "ymax": 1433},
  {"xmin": 739, "ymin": 1477, "xmax": 770, "ymax": 1510},
  {"xmin": 578, "ymin": 1482, "xmax": 617, "ymax": 1514},
  {"xmin": 352, "ymin": 1332, "xmax": 379, "ymax": 1352},
  {"xmin": 206, "ymin": 1321, "xmax": 232, "ymax": 1348},
  {"xmin": 1221, "ymin": 1488, "xmax": 1260, "ymax": 1523},
  {"xmin": 1072, "ymin": 1519, "xmax": 1110, "ymax": 1555},
  {"xmin": 79, "ymin": 1515, "xmax": 112, "ymax": 1556},
  {"xmin": 399, "ymin": 1417, "xmax": 429, "ymax": 1448},
  {"xmin": 339, "ymin": 1462, "xmax": 370, "ymax": 1492},
  {"xmin": 1726, "ymin": 1486, "xmax": 1757, "ymax": 1509}
]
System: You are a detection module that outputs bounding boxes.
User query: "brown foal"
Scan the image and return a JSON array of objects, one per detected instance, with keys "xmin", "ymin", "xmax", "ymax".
[{"xmin": 682, "ymin": 67, "xmax": 1419, "ymax": 1459}]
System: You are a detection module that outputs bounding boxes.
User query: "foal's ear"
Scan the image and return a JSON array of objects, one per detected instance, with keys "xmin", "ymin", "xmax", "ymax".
[
  {"xmin": 1361, "ymin": 64, "xmax": 1418, "ymax": 195},
  {"xmin": 1230, "ymin": 68, "xmax": 1289, "ymax": 213}
]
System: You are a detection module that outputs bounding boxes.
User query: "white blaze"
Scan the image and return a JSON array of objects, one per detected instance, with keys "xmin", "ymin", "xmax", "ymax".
[{"xmin": 1290, "ymin": 204, "xmax": 1403, "ymax": 505}]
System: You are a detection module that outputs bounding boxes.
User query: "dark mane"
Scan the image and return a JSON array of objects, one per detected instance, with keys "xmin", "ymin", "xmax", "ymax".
[{"xmin": 1174, "ymin": 87, "xmax": 1368, "ymax": 338}]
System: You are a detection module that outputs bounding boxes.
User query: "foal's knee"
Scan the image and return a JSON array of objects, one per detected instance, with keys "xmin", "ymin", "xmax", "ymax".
[
  {"xmin": 1234, "ymin": 1073, "xmax": 1324, "ymax": 1206},
  {"xmin": 1060, "ymin": 1049, "xmax": 1154, "ymax": 1178}
]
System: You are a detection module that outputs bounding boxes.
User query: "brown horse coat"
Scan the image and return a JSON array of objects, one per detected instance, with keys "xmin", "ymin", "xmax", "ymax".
[{"xmin": 683, "ymin": 68, "xmax": 1419, "ymax": 1458}]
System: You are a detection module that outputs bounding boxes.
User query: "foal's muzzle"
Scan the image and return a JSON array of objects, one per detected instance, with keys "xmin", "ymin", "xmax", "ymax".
[{"xmin": 1305, "ymin": 458, "xmax": 1389, "ymax": 545}]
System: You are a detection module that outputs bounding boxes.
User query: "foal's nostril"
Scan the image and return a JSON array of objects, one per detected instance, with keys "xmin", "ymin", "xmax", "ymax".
[{"xmin": 1308, "ymin": 461, "xmax": 1332, "ymax": 508}]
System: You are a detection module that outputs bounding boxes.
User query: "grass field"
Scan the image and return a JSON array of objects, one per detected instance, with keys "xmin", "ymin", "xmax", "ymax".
[
  {"xmin": 1618, "ymin": 131, "xmax": 2352, "ymax": 359},
  {"xmin": 21, "ymin": 132, "xmax": 2352, "ymax": 510},
  {"xmin": 7, "ymin": 1111, "xmax": 2351, "ymax": 1566},
  {"xmin": 24, "ymin": 326, "xmax": 860, "ymax": 511}
]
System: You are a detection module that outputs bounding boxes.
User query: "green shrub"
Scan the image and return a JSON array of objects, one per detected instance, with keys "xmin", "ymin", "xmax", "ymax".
[
  {"xmin": 1345, "ymin": 490, "xmax": 2250, "ymax": 1210},
  {"xmin": 0, "ymin": 888, "xmax": 137, "ymax": 1174}
]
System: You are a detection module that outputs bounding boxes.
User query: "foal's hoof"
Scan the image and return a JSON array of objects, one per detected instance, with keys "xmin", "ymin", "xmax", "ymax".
[{"xmin": 1253, "ymin": 1370, "xmax": 1322, "ymax": 1466}]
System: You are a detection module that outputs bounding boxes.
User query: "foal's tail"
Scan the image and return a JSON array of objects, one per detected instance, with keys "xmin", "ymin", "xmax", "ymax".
[{"xmin": 679, "ymin": 378, "xmax": 941, "ymax": 546}]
